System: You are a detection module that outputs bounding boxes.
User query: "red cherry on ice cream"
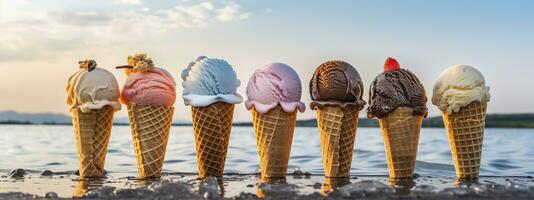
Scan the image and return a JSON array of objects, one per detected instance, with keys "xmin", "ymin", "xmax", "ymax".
[{"xmin": 384, "ymin": 57, "xmax": 400, "ymax": 71}]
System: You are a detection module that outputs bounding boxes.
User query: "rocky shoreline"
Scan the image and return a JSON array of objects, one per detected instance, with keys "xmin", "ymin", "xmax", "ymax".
[{"xmin": 1, "ymin": 169, "xmax": 533, "ymax": 200}]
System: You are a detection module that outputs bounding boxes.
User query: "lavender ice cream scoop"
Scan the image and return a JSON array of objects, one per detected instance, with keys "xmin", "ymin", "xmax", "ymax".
[{"xmin": 245, "ymin": 63, "xmax": 306, "ymax": 114}]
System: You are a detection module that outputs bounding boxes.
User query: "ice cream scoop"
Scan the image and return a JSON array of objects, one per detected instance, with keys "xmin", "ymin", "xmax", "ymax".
[
  {"xmin": 367, "ymin": 57, "xmax": 427, "ymax": 119},
  {"xmin": 67, "ymin": 60, "xmax": 121, "ymax": 113},
  {"xmin": 309, "ymin": 60, "xmax": 366, "ymax": 110},
  {"xmin": 432, "ymin": 65, "xmax": 490, "ymax": 114},
  {"xmin": 117, "ymin": 54, "xmax": 176, "ymax": 106},
  {"xmin": 245, "ymin": 63, "xmax": 305, "ymax": 114},
  {"xmin": 182, "ymin": 56, "xmax": 242, "ymax": 107}
]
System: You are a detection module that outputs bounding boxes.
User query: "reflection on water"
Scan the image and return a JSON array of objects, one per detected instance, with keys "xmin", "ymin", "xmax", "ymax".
[
  {"xmin": 0, "ymin": 125, "xmax": 533, "ymax": 176},
  {"xmin": 256, "ymin": 177, "xmax": 296, "ymax": 198},
  {"xmin": 389, "ymin": 178, "xmax": 416, "ymax": 195},
  {"xmin": 322, "ymin": 177, "xmax": 351, "ymax": 194},
  {"xmin": 73, "ymin": 178, "xmax": 105, "ymax": 197}
]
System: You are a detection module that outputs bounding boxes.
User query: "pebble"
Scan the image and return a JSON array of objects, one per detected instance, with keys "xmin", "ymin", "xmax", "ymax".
[
  {"xmin": 44, "ymin": 192, "xmax": 58, "ymax": 198},
  {"xmin": 198, "ymin": 176, "xmax": 222, "ymax": 199},
  {"xmin": 8, "ymin": 168, "xmax": 26, "ymax": 179},
  {"xmin": 40, "ymin": 170, "xmax": 54, "ymax": 177}
]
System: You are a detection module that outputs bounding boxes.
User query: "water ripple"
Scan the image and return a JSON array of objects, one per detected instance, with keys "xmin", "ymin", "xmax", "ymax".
[{"xmin": 0, "ymin": 126, "xmax": 531, "ymax": 176}]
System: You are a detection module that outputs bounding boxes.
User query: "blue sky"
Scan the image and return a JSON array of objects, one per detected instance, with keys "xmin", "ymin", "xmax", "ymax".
[{"xmin": 0, "ymin": 0, "xmax": 533, "ymax": 121}]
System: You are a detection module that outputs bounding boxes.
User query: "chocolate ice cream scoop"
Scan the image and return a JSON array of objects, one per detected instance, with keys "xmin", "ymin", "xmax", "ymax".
[
  {"xmin": 367, "ymin": 57, "xmax": 427, "ymax": 119},
  {"xmin": 310, "ymin": 60, "xmax": 366, "ymax": 110}
]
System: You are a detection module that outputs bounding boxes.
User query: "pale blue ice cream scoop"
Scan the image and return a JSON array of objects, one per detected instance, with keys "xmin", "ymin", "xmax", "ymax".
[{"xmin": 181, "ymin": 56, "xmax": 242, "ymax": 107}]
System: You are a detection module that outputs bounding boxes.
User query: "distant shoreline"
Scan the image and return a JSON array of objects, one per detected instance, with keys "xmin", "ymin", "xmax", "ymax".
[{"xmin": 2, "ymin": 113, "xmax": 534, "ymax": 128}]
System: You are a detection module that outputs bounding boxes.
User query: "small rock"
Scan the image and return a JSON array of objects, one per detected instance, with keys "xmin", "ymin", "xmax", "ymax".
[
  {"xmin": 114, "ymin": 188, "xmax": 140, "ymax": 198},
  {"xmin": 469, "ymin": 183, "xmax": 488, "ymax": 194},
  {"xmin": 338, "ymin": 180, "xmax": 394, "ymax": 196},
  {"xmin": 45, "ymin": 192, "xmax": 58, "ymax": 198},
  {"xmin": 41, "ymin": 170, "xmax": 54, "ymax": 176},
  {"xmin": 443, "ymin": 185, "xmax": 469, "ymax": 196},
  {"xmin": 257, "ymin": 182, "xmax": 298, "ymax": 198},
  {"xmin": 145, "ymin": 180, "xmax": 200, "ymax": 199},
  {"xmin": 313, "ymin": 182, "xmax": 322, "ymax": 189},
  {"xmin": 234, "ymin": 192, "xmax": 258, "ymax": 199},
  {"xmin": 246, "ymin": 184, "xmax": 254, "ymax": 188},
  {"xmin": 412, "ymin": 184, "xmax": 437, "ymax": 193},
  {"xmin": 506, "ymin": 181, "xmax": 530, "ymax": 192},
  {"xmin": 83, "ymin": 186, "xmax": 116, "ymax": 199},
  {"xmin": 198, "ymin": 176, "xmax": 222, "ymax": 199},
  {"xmin": 8, "ymin": 168, "xmax": 26, "ymax": 178}
]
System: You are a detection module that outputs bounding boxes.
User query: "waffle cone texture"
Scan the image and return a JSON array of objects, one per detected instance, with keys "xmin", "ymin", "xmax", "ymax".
[
  {"xmin": 442, "ymin": 101, "xmax": 487, "ymax": 179},
  {"xmin": 316, "ymin": 106, "xmax": 359, "ymax": 177},
  {"xmin": 379, "ymin": 107, "xmax": 423, "ymax": 179},
  {"xmin": 191, "ymin": 102, "xmax": 235, "ymax": 177},
  {"xmin": 127, "ymin": 104, "xmax": 174, "ymax": 178},
  {"xmin": 251, "ymin": 106, "xmax": 297, "ymax": 178},
  {"xmin": 72, "ymin": 105, "xmax": 114, "ymax": 178}
]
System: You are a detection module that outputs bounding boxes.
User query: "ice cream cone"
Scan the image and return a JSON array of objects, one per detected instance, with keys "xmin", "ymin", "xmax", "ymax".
[
  {"xmin": 442, "ymin": 101, "xmax": 487, "ymax": 179},
  {"xmin": 191, "ymin": 102, "xmax": 235, "ymax": 177},
  {"xmin": 316, "ymin": 106, "xmax": 359, "ymax": 178},
  {"xmin": 72, "ymin": 105, "xmax": 114, "ymax": 178},
  {"xmin": 379, "ymin": 107, "xmax": 423, "ymax": 179},
  {"xmin": 252, "ymin": 106, "xmax": 297, "ymax": 178},
  {"xmin": 127, "ymin": 104, "xmax": 174, "ymax": 178}
]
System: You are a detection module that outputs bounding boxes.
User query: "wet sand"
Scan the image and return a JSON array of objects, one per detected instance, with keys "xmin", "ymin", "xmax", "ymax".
[{"xmin": 1, "ymin": 169, "xmax": 533, "ymax": 200}]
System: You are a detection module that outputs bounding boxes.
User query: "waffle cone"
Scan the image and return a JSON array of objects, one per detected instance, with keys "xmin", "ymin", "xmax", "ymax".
[
  {"xmin": 251, "ymin": 106, "xmax": 297, "ymax": 178},
  {"xmin": 71, "ymin": 106, "xmax": 114, "ymax": 178},
  {"xmin": 316, "ymin": 106, "xmax": 359, "ymax": 178},
  {"xmin": 191, "ymin": 102, "xmax": 235, "ymax": 177},
  {"xmin": 127, "ymin": 104, "xmax": 174, "ymax": 178},
  {"xmin": 442, "ymin": 101, "xmax": 487, "ymax": 179},
  {"xmin": 379, "ymin": 107, "xmax": 423, "ymax": 179}
]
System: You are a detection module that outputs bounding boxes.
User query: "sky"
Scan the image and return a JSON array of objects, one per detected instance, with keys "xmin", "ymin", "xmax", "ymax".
[{"xmin": 0, "ymin": 0, "xmax": 533, "ymax": 122}]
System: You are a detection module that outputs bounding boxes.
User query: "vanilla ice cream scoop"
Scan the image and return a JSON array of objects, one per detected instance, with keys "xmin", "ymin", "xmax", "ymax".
[
  {"xmin": 432, "ymin": 65, "xmax": 490, "ymax": 114},
  {"xmin": 67, "ymin": 60, "xmax": 121, "ymax": 113},
  {"xmin": 181, "ymin": 56, "xmax": 242, "ymax": 107}
]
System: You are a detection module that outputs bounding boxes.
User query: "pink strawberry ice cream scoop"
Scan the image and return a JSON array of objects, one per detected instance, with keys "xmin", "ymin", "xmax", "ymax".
[
  {"xmin": 245, "ymin": 63, "xmax": 305, "ymax": 114},
  {"xmin": 118, "ymin": 54, "xmax": 176, "ymax": 106}
]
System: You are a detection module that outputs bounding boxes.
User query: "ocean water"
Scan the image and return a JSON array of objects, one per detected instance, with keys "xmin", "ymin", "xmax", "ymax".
[{"xmin": 0, "ymin": 125, "xmax": 532, "ymax": 176}]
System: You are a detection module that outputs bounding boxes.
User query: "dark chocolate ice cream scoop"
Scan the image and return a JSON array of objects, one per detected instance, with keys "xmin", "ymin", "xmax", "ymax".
[
  {"xmin": 367, "ymin": 57, "xmax": 427, "ymax": 118},
  {"xmin": 309, "ymin": 60, "xmax": 366, "ymax": 110}
]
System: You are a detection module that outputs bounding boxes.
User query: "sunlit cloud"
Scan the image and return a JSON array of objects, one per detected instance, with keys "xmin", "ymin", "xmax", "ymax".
[
  {"xmin": 114, "ymin": 0, "xmax": 142, "ymax": 6},
  {"xmin": 0, "ymin": 1, "xmax": 252, "ymax": 62},
  {"xmin": 216, "ymin": 2, "xmax": 251, "ymax": 21}
]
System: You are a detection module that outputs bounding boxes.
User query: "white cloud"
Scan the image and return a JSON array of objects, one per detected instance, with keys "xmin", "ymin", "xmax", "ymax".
[
  {"xmin": 114, "ymin": 0, "xmax": 142, "ymax": 6},
  {"xmin": 140, "ymin": 7, "xmax": 150, "ymax": 12},
  {"xmin": 0, "ymin": 1, "xmax": 252, "ymax": 61},
  {"xmin": 216, "ymin": 2, "xmax": 251, "ymax": 21}
]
